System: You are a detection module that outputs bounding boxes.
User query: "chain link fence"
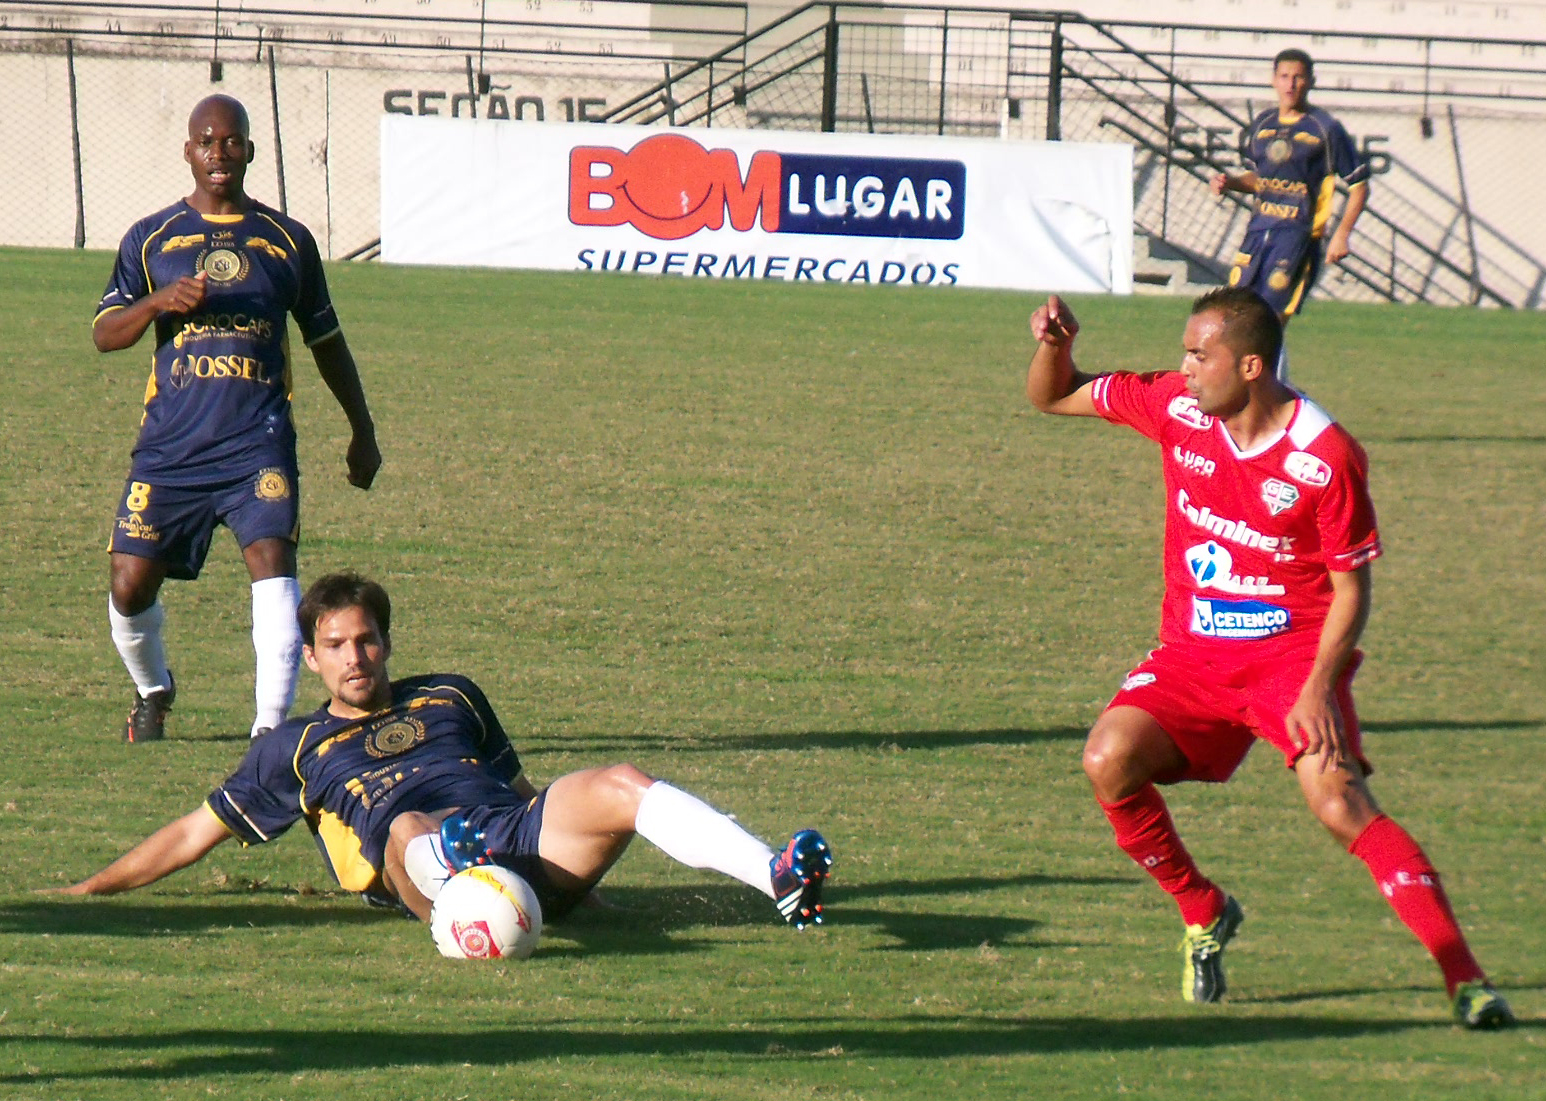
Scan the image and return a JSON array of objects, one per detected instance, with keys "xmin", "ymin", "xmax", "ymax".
[
  {"xmin": 608, "ymin": 4, "xmax": 1546, "ymax": 306},
  {"xmin": 6, "ymin": 2, "xmax": 1545, "ymax": 304},
  {"xmin": 2, "ymin": 0, "xmax": 748, "ymax": 257}
]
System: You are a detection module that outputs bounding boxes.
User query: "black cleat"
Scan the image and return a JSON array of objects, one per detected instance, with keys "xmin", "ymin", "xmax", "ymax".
[
  {"xmin": 1181, "ymin": 894, "xmax": 1244, "ymax": 1003},
  {"xmin": 124, "ymin": 672, "xmax": 175, "ymax": 744},
  {"xmin": 1453, "ymin": 982, "xmax": 1515, "ymax": 1030}
]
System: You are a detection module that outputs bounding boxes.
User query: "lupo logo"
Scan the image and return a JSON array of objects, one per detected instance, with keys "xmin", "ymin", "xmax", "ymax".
[{"xmin": 570, "ymin": 133, "xmax": 965, "ymax": 242}]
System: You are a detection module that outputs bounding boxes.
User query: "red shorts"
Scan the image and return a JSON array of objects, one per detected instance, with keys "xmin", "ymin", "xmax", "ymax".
[{"xmin": 1104, "ymin": 645, "xmax": 1370, "ymax": 783}]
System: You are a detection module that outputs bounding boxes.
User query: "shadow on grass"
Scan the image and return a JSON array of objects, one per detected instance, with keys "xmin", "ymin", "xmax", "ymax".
[
  {"xmin": 1361, "ymin": 718, "xmax": 1544, "ymax": 735},
  {"xmin": 552, "ymin": 874, "xmax": 1127, "ymax": 953},
  {"xmin": 0, "ymin": 1011, "xmax": 1521, "ymax": 1085},
  {"xmin": 1373, "ymin": 434, "xmax": 1546, "ymax": 445},
  {"xmin": 5, "ymin": 872, "xmax": 1127, "ymax": 955},
  {"xmin": 0, "ymin": 898, "xmax": 394, "ymax": 937},
  {"xmin": 536, "ymin": 725, "xmax": 1091, "ymax": 755}
]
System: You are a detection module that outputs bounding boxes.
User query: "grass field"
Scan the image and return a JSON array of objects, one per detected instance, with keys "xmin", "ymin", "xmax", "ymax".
[{"xmin": 0, "ymin": 246, "xmax": 1541, "ymax": 1100}]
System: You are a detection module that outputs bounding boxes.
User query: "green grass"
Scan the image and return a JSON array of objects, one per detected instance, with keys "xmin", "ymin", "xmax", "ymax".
[{"xmin": 0, "ymin": 246, "xmax": 1541, "ymax": 1099}]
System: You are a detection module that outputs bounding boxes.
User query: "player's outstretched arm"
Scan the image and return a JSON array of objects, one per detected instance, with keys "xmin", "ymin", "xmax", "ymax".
[
  {"xmin": 1026, "ymin": 295, "xmax": 1099, "ymax": 417},
  {"xmin": 311, "ymin": 333, "xmax": 381, "ymax": 490},
  {"xmin": 53, "ymin": 807, "xmax": 231, "ymax": 896},
  {"xmin": 1210, "ymin": 170, "xmax": 1260, "ymax": 198},
  {"xmin": 92, "ymin": 274, "xmax": 209, "ymax": 352}
]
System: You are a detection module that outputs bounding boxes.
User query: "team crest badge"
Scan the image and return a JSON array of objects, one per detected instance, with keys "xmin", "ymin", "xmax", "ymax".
[
  {"xmin": 1261, "ymin": 478, "xmax": 1300, "ymax": 515},
  {"xmin": 254, "ymin": 468, "xmax": 291, "ymax": 501},
  {"xmin": 1267, "ymin": 137, "xmax": 1292, "ymax": 164},
  {"xmin": 197, "ymin": 246, "xmax": 248, "ymax": 283},
  {"xmin": 365, "ymin": 717, "xmax": 427, "ymax": 758}
]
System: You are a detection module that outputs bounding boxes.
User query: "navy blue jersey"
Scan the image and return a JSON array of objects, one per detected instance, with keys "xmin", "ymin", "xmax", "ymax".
[
  {"xmin": 205, "ymin": 674, "xmax": 524, "ymax": 895},
  {"xmin": 1241, "ymin": 106, "xmax": 1368, "ymax": 239},
  {"xmin": 96, "ymin": 199, "xmax": 341, "ymax": 485}
]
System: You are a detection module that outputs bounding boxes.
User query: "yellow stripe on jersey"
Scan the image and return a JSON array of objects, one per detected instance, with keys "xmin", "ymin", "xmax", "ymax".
[
  {"xmin": 315, "ymin": 808, "xmax": 379, "ymax": 892},
  {"xmin": 1311, "ymin": 174, "xmax": 1339, "ymax": 238}
]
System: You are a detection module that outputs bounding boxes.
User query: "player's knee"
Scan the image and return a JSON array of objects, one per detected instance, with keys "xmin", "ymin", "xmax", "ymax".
[
  {"xmin": 1082, "ymin": 722, "xmax": 1131, "ymax": 788},
  {"xmin": 1305, "ymin": 787, "xmax": 1377, "ymax": 846},
  {"xmin": 598, "ymin": 764, "xmax": 655, "ymax": 805},
  {"xmin": 110, "ymin": 575, "xmax": 158, "ymax": 616},
  {"xmin": 388, "ymin": 811, "xmax": 441, "ymax": 848}
]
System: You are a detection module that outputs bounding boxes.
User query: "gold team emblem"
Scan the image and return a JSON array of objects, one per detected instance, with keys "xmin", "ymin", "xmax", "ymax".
[
  {"xmin": 1268, "ymin": 266, "xmax": 1292, "ymax": 291},
  {"xmin": 198, "ymin": 247, "xmax": 248, "ymax": 283},
  {"xmin": 365, "ymin": 717, "xmax": 426, "ymax": 758},
  {"xmin": 1266, "ymin": 138, "xmax": 1293, "ymax": 164},
  {"xmin": 254, "ymin": 468, "xmax": 291, "ymax": 501}
]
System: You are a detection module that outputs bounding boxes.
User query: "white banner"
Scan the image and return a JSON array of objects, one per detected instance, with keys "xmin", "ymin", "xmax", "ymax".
[{"xmin": 381, "ymin": 117, "xmax": 1133, "ymax": 293}]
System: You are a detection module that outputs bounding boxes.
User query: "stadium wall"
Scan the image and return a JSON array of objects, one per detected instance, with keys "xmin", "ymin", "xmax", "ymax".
[{"xmin": 6, "ymin": 1, "xmax": 1546, "ymax": 303}]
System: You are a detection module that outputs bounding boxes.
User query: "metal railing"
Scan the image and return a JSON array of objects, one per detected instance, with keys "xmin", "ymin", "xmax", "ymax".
[{"xmin": 602, "ymin": 3, "xmax": 1546, "ymax": 307}]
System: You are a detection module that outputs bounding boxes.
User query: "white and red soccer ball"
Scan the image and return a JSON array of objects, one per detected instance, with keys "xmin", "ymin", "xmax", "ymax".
[{"xmin": 430, "ymin": 866, "xmax": 543, "ymax": 960}]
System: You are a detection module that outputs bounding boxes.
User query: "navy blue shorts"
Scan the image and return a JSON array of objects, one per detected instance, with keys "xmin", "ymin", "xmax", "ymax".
[
  {"xmin": 1228, "ymin": 226, "xmax": 1321, "ymax": 319},
  {"xmin": 459, "ymin": 790, "xmax": 594, "ymax": 920},
  {"xmin": 109, "ymin": 464, "xmax": 300, "ymax": 580}
]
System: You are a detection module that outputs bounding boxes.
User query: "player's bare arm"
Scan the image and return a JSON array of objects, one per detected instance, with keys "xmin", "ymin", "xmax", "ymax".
[
  {"xmin": 1284, "ymin": 562, "xmax": 1372, "ymax": 773},
  {"xmin": 91, "ymin": 273, "xmax": 209, "ymax": 353},
  {"xmin": 1026, "ymin": 295, "xmax": 1100, "ymax": 417},
  {"xmin": 1324, "ymin": 181, "xmax": 1370, "ymax": 265},
  {"xmin": 311, "ymin": 333, "xmax": 381, "ymax": 490},
  {"xmin": 1210, "ymin": 170, "xmax": 1261, "ymax": 198},
  {"xmin": 54, "ymin": 807, "xmax": 231, "ymax": 895}
]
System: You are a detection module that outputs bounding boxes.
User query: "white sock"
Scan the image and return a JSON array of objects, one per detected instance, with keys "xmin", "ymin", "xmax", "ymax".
[
  {"xmin": 1275, "ymin": 343, "xmax": 1291, "ymax": 383},
  {"xmin": 633, "ymin": 782, "xmax": 777, "ymax": 899},
  {"xmin": 251, "ymin": 576, "xmax": 303, "ymax": 737},
  {"xmin": 403, "ymin": 832, "xmax": 455, "ymax": 901},
  {"xmin": 109, "ymin": 597, "xmax": 171, "ymax": 697}
]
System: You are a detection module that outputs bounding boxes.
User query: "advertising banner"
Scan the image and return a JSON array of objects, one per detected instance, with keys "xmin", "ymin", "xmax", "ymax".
[{"xmin": 381, "ymin": 116, "xmax": 1133, "ymax": 293}]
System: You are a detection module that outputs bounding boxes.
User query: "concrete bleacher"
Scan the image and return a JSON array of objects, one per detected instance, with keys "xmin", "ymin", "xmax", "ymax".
[
  {"xmin": 5, "ymin": 0, "xmax": 1542, "ymax": 299},
  {"xmin": 1, "ymin": 0, "xmax": 746, "ymax": 68}
]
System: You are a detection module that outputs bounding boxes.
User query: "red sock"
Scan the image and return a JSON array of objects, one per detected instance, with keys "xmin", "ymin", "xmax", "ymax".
[
  {"xmin": 1349, "ymin": 814, "xmax": 1486, "ymax": 996},
  {"xmin": 1099, "ymin": 785, "xmax": 1223, "ymax": 927}
]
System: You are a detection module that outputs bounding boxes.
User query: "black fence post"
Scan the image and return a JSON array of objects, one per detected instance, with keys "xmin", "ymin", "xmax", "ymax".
[
  {"xmin": 268, "ymin": 46, "xmax": 288, "ymax": 214},
  {"xmin": 67, "ymin": 39, "xmax": 85, "ymax": 247},
  {"xmin": 1046, "ymin": 18, "xmax": 1062, "ymax": 141},
  {"xmin": 937, "ymin": 13, "xmax": 950, "ymax": 136},
  {"xmin": 821, "ymin": 6, "xmax": 839, "ymax": 133}
]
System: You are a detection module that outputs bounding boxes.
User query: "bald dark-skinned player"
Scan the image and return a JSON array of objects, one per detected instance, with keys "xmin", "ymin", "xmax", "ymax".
[{"xmin": 94, "ymin": 95, "xmax": 381, "ymax": 743}]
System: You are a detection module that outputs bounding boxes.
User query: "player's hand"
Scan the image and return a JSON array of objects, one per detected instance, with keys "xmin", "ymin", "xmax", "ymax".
[
  {"xmin": 1325, "ymin": 230, "xmax": 1352, "ymax": 265},
  {"xmin": 1030, "ymin": 295, "xmax": 1079, "ymax": 348},
  {"xmin": 1209, "ymin": 173, "xmax": 1228, "ymax": 197},
  {"xmin": 1284, "ymin": 680, "xmax": 1349, "ymax": 774},
  {"xmin": 155, "ymin": 272, "xmax": 209, "ymax": 315},
  {"xmin": 346, "ymin": 428, "xmax": 381, "ymax": 490}
]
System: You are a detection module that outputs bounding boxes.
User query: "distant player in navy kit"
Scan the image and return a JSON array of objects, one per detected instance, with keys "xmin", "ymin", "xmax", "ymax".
[
  {"xmin": 94, "ymin": 95, "xmax": 380, "ymax": 743},
  {"xmin": 59, "ymin": 572, "xmax": 834, "ymax": 938},
  {"xmin": 1211, "ymin": 49, "xmax": 1370, "ymax": 376}
]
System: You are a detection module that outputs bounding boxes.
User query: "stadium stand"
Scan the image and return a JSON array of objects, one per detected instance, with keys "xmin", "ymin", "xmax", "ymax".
[{"xmin": 4, "ymin": 0, "xmax": 1542, "ymax": 304}]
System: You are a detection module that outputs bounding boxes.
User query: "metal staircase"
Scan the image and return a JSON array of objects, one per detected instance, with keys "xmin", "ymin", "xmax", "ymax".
[{"xmin": 603, "ymin": 3, "xmax": 1546, "ymax": 308}]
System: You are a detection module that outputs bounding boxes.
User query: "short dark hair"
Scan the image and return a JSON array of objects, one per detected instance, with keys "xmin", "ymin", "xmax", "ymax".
[
  {"xmin": 1273, "ymin": 48, "xmax": 1314, "ymax": 77},
  {"xmin": 297, "ymin": 571, "xmax": 392, "ymax": 647},
  {"xmin": 1190, "ymin": 287, "xmax": 1284, "ymax": 370}
]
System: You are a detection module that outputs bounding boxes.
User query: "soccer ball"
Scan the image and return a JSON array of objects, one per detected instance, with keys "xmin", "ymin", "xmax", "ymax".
[{"xmin": 430, "ymin": 865, "xmax": 543, "ymax": 960}]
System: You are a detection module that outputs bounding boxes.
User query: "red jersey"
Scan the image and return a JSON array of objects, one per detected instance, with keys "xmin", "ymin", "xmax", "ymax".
[{"xmin": 1091, "ymin": 371, "xmax": 1380, "ymax": 660}]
